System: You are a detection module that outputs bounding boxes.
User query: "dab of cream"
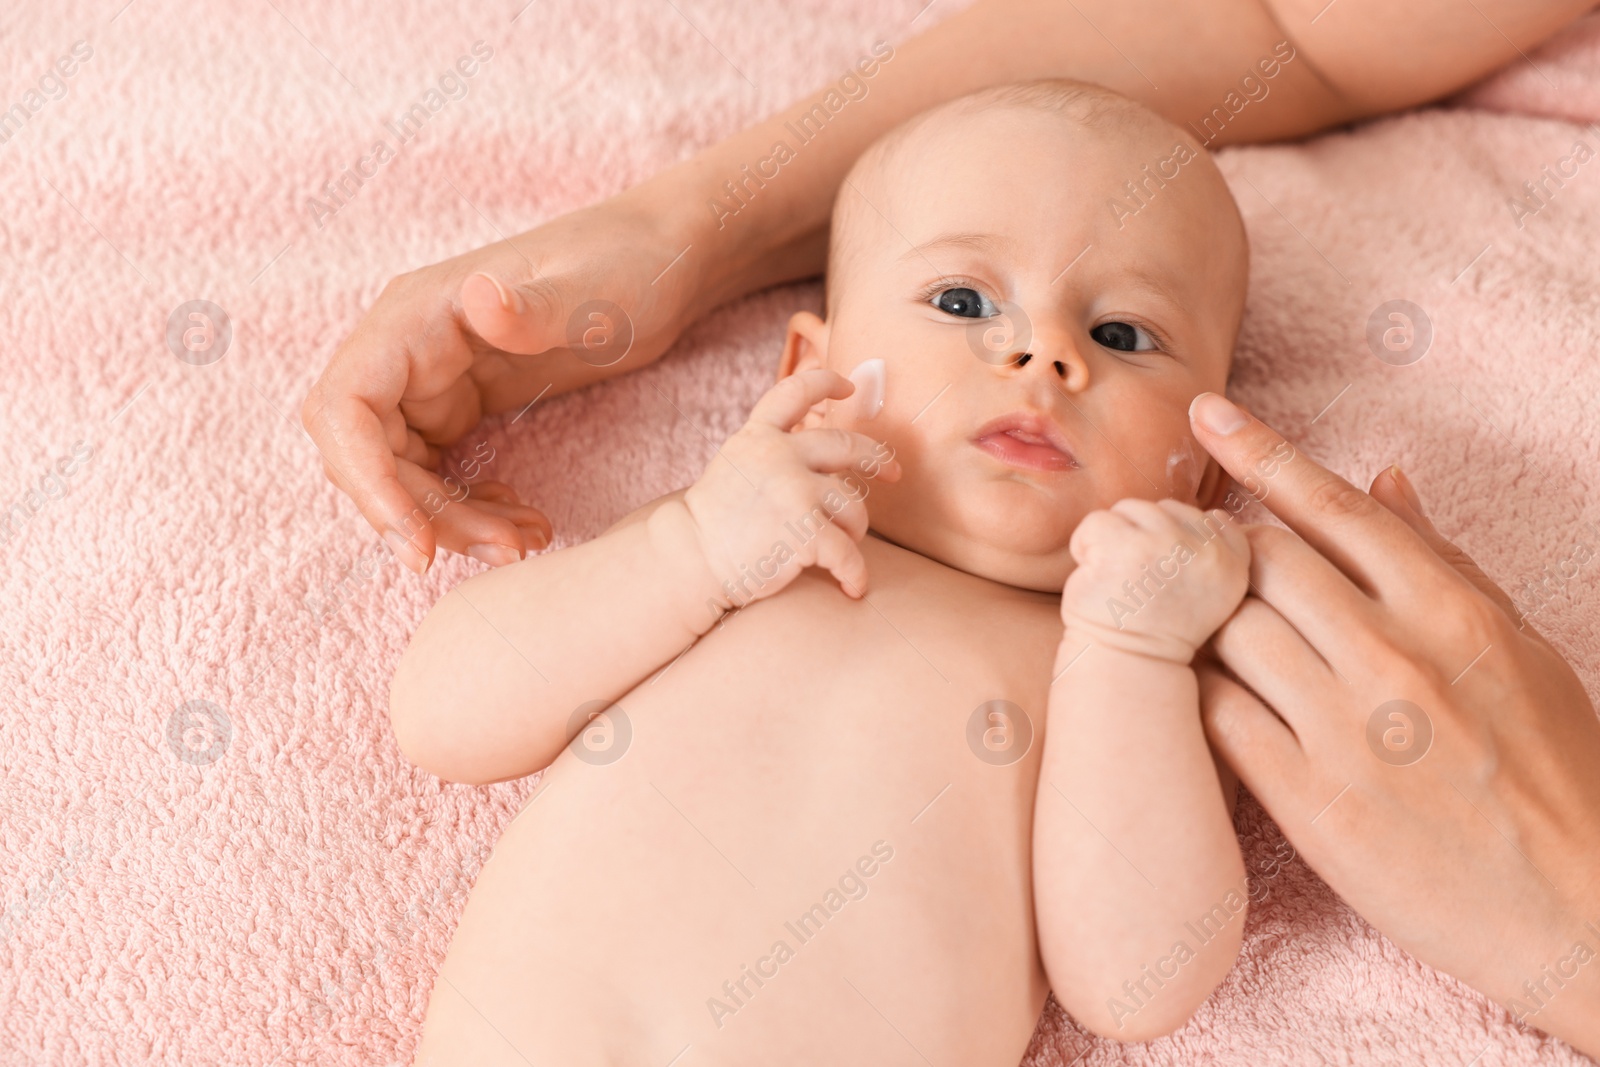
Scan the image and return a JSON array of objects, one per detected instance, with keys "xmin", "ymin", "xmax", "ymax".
[
  {"xmin": 847, "ymin": 359, "xmax": 885, "ymax": 420},
  {"xmin": 1166, "ymin": 439, "xmax": 1201, "ymax": 499}
]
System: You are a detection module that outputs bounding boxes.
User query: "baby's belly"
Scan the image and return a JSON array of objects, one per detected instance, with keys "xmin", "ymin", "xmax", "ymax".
[{"xmin": 419, "ymin": 574, "xmax": 1057, "ymax": 1066}]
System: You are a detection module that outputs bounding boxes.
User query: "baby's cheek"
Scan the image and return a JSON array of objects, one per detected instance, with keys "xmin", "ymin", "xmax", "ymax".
[
  {"xmin": 1098, "ymin": 427, "xmax": 1205, "ymax": 504},
  {"xmin": 1162, "ymin": 435, "xmax": 1205, "ymax": 501},
  {"xmin": 1096, "ymin": 385, "xmax": 1207, "ymax": 500}
]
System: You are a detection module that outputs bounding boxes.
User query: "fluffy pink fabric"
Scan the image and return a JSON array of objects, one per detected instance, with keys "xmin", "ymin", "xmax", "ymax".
[{"xmin": 2, "ymin": 1, "xmax": 1597, "ymax": 1063}]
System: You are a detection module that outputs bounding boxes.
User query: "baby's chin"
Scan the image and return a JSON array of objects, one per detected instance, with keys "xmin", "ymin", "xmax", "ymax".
[
  {"xmin": 934, "ymin": 540, "xmax": 1075, "ymax": 593},
  {"xmin": 872, "ymin": 495, "xmax": 1080, "ymax": 592}
]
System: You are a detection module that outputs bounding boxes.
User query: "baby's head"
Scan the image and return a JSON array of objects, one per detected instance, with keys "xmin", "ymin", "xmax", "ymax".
[{"xmin": 778, "ymin": 79, "xmax": 1249, "ymax": 592}]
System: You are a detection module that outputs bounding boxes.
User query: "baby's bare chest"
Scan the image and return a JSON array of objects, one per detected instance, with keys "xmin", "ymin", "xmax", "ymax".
[
  {"xmin": 623, "ymin": 563, "xmax": 1063, "ymax": 813},
  {"xmin": 477, "ymin": 562, "xmax": 1064, "ymax": 1061}
]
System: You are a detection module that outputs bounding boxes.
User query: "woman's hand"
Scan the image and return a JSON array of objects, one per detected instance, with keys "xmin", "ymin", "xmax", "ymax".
[
  {"xmin": 1188, "ymin": 391, "xmax": 1600, "ymax": 1056},
  {"xmin": 300, "ymin": 189, "xmax": 711, "ymax": 573}
]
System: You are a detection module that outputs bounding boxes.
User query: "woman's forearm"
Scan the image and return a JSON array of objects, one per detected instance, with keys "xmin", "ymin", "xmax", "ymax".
[
  {"xmin": 634, "ymin": 0, "xmax": 1589, "ymax": 308},
  {"xmin": 1529, "ymin": 939, "xmax": 1600, "ymax": 1058}
]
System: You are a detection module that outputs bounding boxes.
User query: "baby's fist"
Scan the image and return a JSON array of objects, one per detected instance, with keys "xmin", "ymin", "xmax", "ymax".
[{"xmin": 1061, "ymin": 499, "xmax": 1250, "ymax": 664}]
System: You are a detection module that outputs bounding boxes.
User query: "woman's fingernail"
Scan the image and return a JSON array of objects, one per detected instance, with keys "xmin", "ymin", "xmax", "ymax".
[
  {"xmin": 473, "ymin": 272, "xmax": 524, "ymax": 315},
  {"xmin": 1191, "ymin": 392, "xmax": 1248, "ymax": 435},
  {"xmin": 467, "ymin": 542, "xmax": 522, "ymax": 567},
  {"xmin": 384, "ymin": 529, "xmax": 430, "ymax": 575},
  {"xmin": 1390, "ymin": 464, "xmax": 1426, "ymax": 516}
]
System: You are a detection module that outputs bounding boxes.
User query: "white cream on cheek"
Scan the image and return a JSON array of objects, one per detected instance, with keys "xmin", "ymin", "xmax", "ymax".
[
  {"xmin": 846, "ymin": 358, "xmax": 885, "ymax": 420},
  {"xmin": 1165, "ymin": 437, "xmax": 1202, "ymax": 500}
]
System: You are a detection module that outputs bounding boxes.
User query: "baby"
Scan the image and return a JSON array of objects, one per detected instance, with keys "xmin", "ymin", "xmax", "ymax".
[{"xmin": 391, "ymin": 78, "xmax": 1254, "ymax": 1064}]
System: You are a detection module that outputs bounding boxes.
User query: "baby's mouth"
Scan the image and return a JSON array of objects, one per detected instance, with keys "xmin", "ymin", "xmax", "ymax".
[{"xmin": 971, "ymin": 413, "xmax": 1079, "ymax": 472}]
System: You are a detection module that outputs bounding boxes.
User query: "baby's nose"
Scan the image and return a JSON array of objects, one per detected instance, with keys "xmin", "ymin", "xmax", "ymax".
[
  {"xmin": 1013, "ymin": 352, "xmax": 1067, "ymax": 378},
  {"xmin": 1008, "ymin": 331, "xmax": 1089, "ymax": 392}
]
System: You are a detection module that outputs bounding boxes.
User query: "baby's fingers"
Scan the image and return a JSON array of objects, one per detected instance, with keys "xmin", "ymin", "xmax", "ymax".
[
  {"xmin": 748, "ymin": 369, "xmax": 853, "ymax": 431},
  {"xmin": 1153, "ymin": 498, "xmax": 1247, "ymax": 559},
  {"xmin": 817, "ymin": 477, "xmax": 871, "ymax": 542},
  {"xmin": 1068, "ymin": 508, "xmax": 1135, "ymax": 565},
  {"xmin": 811, "ymin": 522, "xmax": 870, "ymax": 599},
  {"xmin": 1211, "ymin": 509, "xmax": 1250, "ymax": 561},
  {"xmin": 1110, "ymin": 497, "xmax": 1173, "ymax": 532},
  {"xmin": 793, "ymin": 428, "xmax": 900, "ymax": 480}
]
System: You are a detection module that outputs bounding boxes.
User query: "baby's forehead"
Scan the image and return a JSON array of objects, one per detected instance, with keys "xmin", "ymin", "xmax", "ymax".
[
  {"xmin": 839, "ymin": 98, "xmax": 1195, "ymax": 252},
  {"xmin": 878, "ymin": 94, "xmax": 1176, "ymax": 184},
  {"xmin": 824, "ymin": 84, "xmax": 1247, "ymax": 323}
]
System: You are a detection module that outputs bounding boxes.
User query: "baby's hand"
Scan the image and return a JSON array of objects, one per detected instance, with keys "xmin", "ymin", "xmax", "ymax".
[
  {"xmin": 1060, "ymin": 499, "xmax": 1249, "ymax": 664},
  {"xmin": 669, "ymin": 369, "xmax": 899, "ymax": 609}
]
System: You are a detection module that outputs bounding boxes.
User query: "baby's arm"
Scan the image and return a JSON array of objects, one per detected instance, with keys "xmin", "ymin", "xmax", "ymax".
[
  {"xmin": 388, "ymin": 495, "xmax": 721, "ymax": 783},
  {"xmin": 1033, "ymin": 499, "xmax": 1251, "ymax": 1041},
  {"xmin": 388, "ymin": 369, "xmax": 896, "ymax": 784}
]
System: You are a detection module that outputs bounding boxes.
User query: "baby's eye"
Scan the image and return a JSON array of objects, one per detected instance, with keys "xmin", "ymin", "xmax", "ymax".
[
  {"xmin": 931, "ymin": 286, "xmax": 996, "ymax": 319},
  {"xmin": 1090, "ymin": 321, "xmax": 1157, "ymax": 352}
]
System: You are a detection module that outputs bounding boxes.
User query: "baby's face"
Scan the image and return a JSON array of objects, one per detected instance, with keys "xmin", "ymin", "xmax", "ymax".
[{"xmin": 784, "ymin": 103, "xmax": 1248, "ymax": 592}]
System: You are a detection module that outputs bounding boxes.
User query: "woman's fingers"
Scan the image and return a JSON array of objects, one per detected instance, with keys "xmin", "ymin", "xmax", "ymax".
[
  {"xmin": 393, "ymin": 459, "xmax": 548, "ymax": 563},
  {"xmin": 460, "ymin": 271, "xmax": 573, "ymax": 357},
  {"xmin": 460, "ymin": 496, "xmax": 552, "ymax": 546},
  {"xmin": 399, "ymin": 371, "xmax": 486, "ymax": 448},
  {"xmin": 302, "ymin": 273, "xmax": 488, "ymax": 575},
  {"xmin": 389, "ymin": 434, "xmax": 545, "ymax": 554},
  {"xmin": 1208, "ymin": 594, "xmax": 1332, "ymax": 739},
  {"xmin": 400, "ymin": 429, "xmax": 437, "ymax": 469},
  {"xmin": 463, "ymin": 479, "xmax": 521, "ymax": 507},
  {"xmin": 1368, "ymin": 465, "xmax": 1529, "ymax": 628},
  {"xmin": 1238, "ymin": 524, "xmax": 1388, "ymax": 668},
  {"xmin": 1197, "ymin": 661, "xmax": 1307, "ymax": 808},
  {"xmin": 1189, "ymin": 393, "xmax": 1449, "ymax": 602},
  {"xmin": 303, "ymin": 388, "xmax": 435, "ymax": 575},
  {"xmin": 748, "ymin": 369, "xmax": 853, "ymax": 430}
]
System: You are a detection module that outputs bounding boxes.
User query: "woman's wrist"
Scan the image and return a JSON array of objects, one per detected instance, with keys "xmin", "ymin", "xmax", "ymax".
[
  {"xmin": 626, "ymin": 153, "xmax": 827, "ymax": 311},
  {"xmin": 1542, "ymin": 884, "xmax": 1600, "ymax": 1055},
  {"xmin": 1520, "ymin": 922, "xmax": 1600, "ymax": 1057}
]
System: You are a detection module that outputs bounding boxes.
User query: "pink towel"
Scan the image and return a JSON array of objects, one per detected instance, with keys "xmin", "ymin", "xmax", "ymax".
[{"xmin": 1, "ymin": 1, "xmax": 1597, "ymax": 1063}]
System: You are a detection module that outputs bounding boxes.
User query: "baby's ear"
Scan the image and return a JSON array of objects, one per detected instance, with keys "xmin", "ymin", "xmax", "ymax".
[{"xmin": 778, "ymin": 310, "xmax": 833, "ymax": 428}]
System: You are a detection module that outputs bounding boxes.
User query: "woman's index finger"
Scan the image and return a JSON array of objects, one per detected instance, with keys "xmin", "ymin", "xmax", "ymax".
[{"xmin": 1188, "ymin": 392, "xmax": 1425, "ymax": 599}]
